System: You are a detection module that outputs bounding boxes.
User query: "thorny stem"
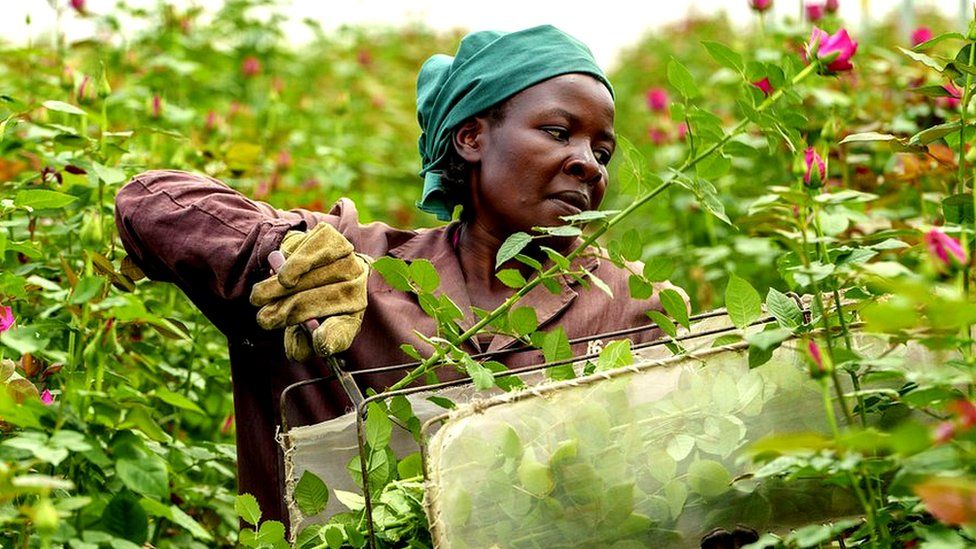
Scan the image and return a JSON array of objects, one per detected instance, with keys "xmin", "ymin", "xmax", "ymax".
[{"xmin": 388, "ymin": 62, "xmax": 820, "ymax": 391}]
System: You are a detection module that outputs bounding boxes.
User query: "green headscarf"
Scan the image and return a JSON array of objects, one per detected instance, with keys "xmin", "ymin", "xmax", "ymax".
[{"xmin": 415, "ymin": 25, "xmax": 614, "ymax": 221}]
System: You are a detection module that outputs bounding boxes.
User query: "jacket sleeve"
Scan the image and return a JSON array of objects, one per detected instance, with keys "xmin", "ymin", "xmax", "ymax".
[{"xmin": 114, "ymin": 169, "xmax": 336, "ymax": 338}]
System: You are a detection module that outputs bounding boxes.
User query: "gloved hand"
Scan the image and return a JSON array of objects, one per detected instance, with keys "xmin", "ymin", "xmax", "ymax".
[{"xmin": 250, "ymin": 222, "xmax": 369, "ymax": 361}]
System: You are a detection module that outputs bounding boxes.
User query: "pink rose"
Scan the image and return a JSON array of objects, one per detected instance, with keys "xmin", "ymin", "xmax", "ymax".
[
  {"xmin": 40, "ymin": 389, "xmax": 54, "ymax": 406},
  {"xmin": 677, "ymin": 122, "xmax": 688, "ymax": 140},
  {"xmin": 241, "ymin": 56, "xmax": 261, "ymax": 78},
  {"xmin": 646, "ymin": 88, "xmax": 669, "ymax": 112},
  {"xmin": 825, "ymin": 0, "xmax": 839, "ymax": 14},
  {"xmin": 205, "ymin": 110, "xmax": 218, "ymax": 130},
  {"xmin": 648, "ymin": 127, "xmax": 669, "ymax": 145},
  {"xmin": 807, "ymin": 27, "xmax": 858, "ymax": 73},
  {"xmin": 749, "ymin": 0, "xmax": 772, "ymax": 12},
  {"xmin": 934, "ymin": 421, "xmax": 955, "ymax": 444},
  {"xmin": 924, "ymin": 229, "xmax": 967, "ymax": 268},
  {"xmin": 803, "ymin": 147, "xmax": 826, "ymax": 187},
  {"xmin": 911, "ymin": 27, "xmax": 933, "ymax": 46},
  {"xmin": 151, "ymin": 94, "xmax": 162, "ymax": 118},
  {"xmin": 70, "ymin": 0, "xmax": 86, "ymax": 15},
  {"xmin": 752, "ymin": 77, "xmax": 773, "ymax": 96},
  {"xmin": 806, "ymin": 2, "xmax": 825, "ymax": 22},
  {"xmin": 277, "ymin": 150, "xmax": 292, "ymax": 170},
  {"xmin": 0, "ymin": 306, "xmax": 13, "ymax": 332}
]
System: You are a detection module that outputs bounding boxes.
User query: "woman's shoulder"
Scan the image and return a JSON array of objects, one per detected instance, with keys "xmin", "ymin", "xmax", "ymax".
[{"xmin": 325, "ymin": 198, "xmax": 447, "ymax": 258}]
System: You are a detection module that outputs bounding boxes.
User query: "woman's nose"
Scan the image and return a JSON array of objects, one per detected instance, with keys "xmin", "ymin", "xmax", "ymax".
[{"xmin": 563, "ymin": 147, "xmax": 602, "ymax": 183}]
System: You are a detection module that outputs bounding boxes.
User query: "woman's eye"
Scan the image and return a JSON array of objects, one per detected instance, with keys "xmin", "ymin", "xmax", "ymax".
[
  {"xmin": 594, "ymin": 149, "xmax": 612, "ymax": 165},
  {"xmin": 543, "ymin": 127, "xmax": 568, "ymax": 141}
]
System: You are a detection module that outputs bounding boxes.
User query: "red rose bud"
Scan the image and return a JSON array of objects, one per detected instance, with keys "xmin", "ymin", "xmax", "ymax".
[
  {"xmin": 648, "ymin": 127, "xmax": 668, "ymax": 145},
  {"xmin": 806, "ymin": 340, "xmax": 829, "ymax": 378},
  {"xmin": 0, "ymin": 306, "xmax": 13, "ymax": 332},
  {"xmin": 938, "ymin": 81, "xmax": 962, "ymax": 110},
  {"xmin": 151, "ymin": 94, "xmax": 162, "ymax": 118},
  {"xmin": 806, "ymin": 2, "xmax": 825, "ymax": 22},
  {"xmin": 807, "ymin": 27, "xmax": 858, "ymax": 74},
  {"xmin": 276, "ymin": 150, "xmax": 292, "ymax": 170},
  {"xmin": 749, "ymin": 0, "xmax": 772, "ymax": 12},
  {"xmin": 912, "ymin": 27, "xmax": 934, "ymax": 47},
  {"xmin": 205, "ymin": 110, "xmax": 218, "ymax": 130},
  {"xmin": 646, "ymin": 88, "xmax": 669, "ymax": 112},
  {"xmin": 949, "ymin": 399, "xmax": 976, "ymax": 430},
  {"xmin": 242, "ymin": 56, "xmax": 261, "ymax": 77},
  {"xmin": 677, "ymin": 122, "xmax": 688, "ymax": 140},
  {"xmin": 70, "ymin": 0, "xmax": 86, "ymax": 15},
  {"xmin": 40, "ymin": 389, "xmax": 54, "ymax": 406},
  {"xmin": 934, "ymin": 421, "xmax": 956, "ymax": 444},
  {"xmin": 76, "ymin": 75, "xmax": 91, "ymax": 103},
  {"xmin": 924, "ymin": 229, "xmax": 967, "ymax": 269},
  {"xmin": 752, "ymin": 77, "xmax": 773, "ymax": 96},
  {"xmin": 803, "ymin": 147, "xmax": 826, "ymax": 187},
  {"xmin": 825, "ymin": 0, "xmax": 839, "ymax": 14}
]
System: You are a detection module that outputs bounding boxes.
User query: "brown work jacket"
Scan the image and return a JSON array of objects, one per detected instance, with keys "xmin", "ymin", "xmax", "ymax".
[{"xmin": 114, "ymin": 169, "xmax": 677, "ymax": 526}]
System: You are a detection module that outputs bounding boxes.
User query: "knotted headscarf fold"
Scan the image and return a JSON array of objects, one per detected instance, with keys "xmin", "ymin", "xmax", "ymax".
[{"xmin": 415, "ymin": 25, "xmax": 613, "ymax": 221}]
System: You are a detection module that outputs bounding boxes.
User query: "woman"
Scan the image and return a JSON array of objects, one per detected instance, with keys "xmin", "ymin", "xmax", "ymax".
[{"xmin": 115, "ymin": 25, "xmax": 682, "ymax": 526}]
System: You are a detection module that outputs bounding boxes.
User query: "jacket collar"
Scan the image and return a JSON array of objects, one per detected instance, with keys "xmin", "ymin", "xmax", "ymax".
[{"xmin": 387, "ymin": 223, "xmax": 599, "ymax": 353}]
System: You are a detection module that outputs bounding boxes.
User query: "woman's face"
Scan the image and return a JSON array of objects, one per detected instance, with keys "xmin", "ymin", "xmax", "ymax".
[{"xmin": 463, "ymin": 74, "xmax": 616, "ymax": 237}]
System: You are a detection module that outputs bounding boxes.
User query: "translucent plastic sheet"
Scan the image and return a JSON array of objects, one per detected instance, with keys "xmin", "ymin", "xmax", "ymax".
[{"xmin": 423, "ymin": 334, "xmax": 938, "ymax": 549}]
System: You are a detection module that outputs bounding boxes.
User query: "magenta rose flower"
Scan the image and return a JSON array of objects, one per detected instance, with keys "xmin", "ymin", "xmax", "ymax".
[
  {"xmin": 806, "ymin": 2, "xmax": 825, "ymax": 21},
  {"xmin": 825, "ymin": 0, "xmax": 839, "ymax": 14},
  {"xmin": 803, "ymin": 147, "xmax": 826, "ymax": 187},
  {"xmin": 648, "ymin": 127, "xmax": 669, "ymax": 145},
  {"xmin": 646, "ymin": 88, "xmax": 669, "ymax": 112},
  {"xmin": 806, "ymin": 340, "xmax": 828, "ymax": 378},
  {"xmin": 911, "ymin": 27, "xmax": 933, "ymax": 46},
  {"xmin": 924, "ymin": 229, "xmax": 967, "ymax": 268},
  {"xmin": 0, "ymin": 306, "xmax": 13, "ymax": 332},
  {"xmin": 70, "ymin": 0, "xmax": 86, "ymax": 15},
  {"xmin": 40, "ymin": 389, "xmax": 54, "ymax": 406},
  {"xmin": 151, "ymin": 94, "xmax": 162, "ymax": 118},
  {"xmin": 749, "ymin": 0, "xmax": 772, "ymax": 12},
  {"xmin": 938, "ymin": 81, "xmax": 962, "ymax": 110},
  {"xmin": 752, "ymin": 77, "xmax": 773, "ymax": 96},
  {"xmin": 807, "ymin": 27, "xmax": 858, "ymax": 74},
  {"xmin": 242, "ymin": 56, "xmax": 262, "ymax": 78}
]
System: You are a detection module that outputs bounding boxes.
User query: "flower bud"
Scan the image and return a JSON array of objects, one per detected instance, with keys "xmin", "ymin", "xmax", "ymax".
[
  {"xmin": 749, "ymin": 0, "xmax": 772, "ymax": 13},
  {"xmin": 912, "ymin": 27, "xmax": 934, "ymax": 47},
  {"xmin": 241, "ymin": 56, "xmax": 261, "ymax": 78},
  {"xmin": 924, "ymin": 229, "xmax": 967, "ymax": 270},
  {"xmin": 806, "ymin": 2, "xmax": 825, "ymax": 22},
  {"xmin": 806, "ymin": 340, "xmax": 830, "ymax": 378},
  {"xmin": 803, "ymin": 147, "xmax": 826, "ymax": 188},
  {"xmin": 825, "ymin": 0, "xmax": 839, "ymax": 14},
  {"xmin": 97, "ymin": 63, "xmax": 111, "ymax": 98},
  {"xmin": 751, "ymin": 77, "xmax": 773, "ymax": 96},
  {"xmin": 806, "ymin": 27, "xmax": 858, "ymax": 74},
  {"xmin": 645, "ymin": 88, "xmax": 669, "ymax": 112}
]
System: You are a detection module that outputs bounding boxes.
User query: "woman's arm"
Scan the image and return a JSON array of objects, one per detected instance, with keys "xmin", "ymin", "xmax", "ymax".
[{"xmin": 114, "ymin": 169, "xmax": 334, "ymax": 337}]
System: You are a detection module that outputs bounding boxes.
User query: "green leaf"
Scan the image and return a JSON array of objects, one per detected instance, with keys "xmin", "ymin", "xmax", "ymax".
[
  {"xmin": 725, "ymin": 274, "xmax": 762, "ymax": 329},
  {"xmin": 696, "ymin": 153, "xmax": 731, "ymax": 180},
  {"xmin": 535, "ymin": 225, "xmax": 581, "ymax": 237},
  {"xmin": 92, "ymin": 162, "xmax": 127, "ymax": 185},
  {"xmin": 667, "ymin": 58, "xmax": 700, "ymax": 99},
  {"xmin": 765, "ymin": 288, "xmax": 803, "ymax": 329},
  {"xmin": 596, "ymin": 340, "xmax": 633, "ymax": 372},
  {"xmin": 372, "ymin": 257, "xmax": 412, "ymax": 292},
  {"xmin": 943, "ymin": 193, "xmax": 974, "ymax": 224},
  {"xmin": 643, "ymin": 257, "xmax": 674, "ymax": 282},
  {"xmin": 139, "ymin": 499, "xmax": 212, "ymax": 541},
  {"xmin": 711, "ymin": 334, "xmax": 742, "ymax": 347},
  {"xmin": 910, "ymin": 121, "xmax": 961, "ymax": 145},
  {"xmin": 584, "ymin": 270, "xmax": 613, "ymax": 298},
  {"xmin": 541, "ymin": 327, "xmax": 573, "ymax": 362},
  {"xmin": 364, "ymin": 402, "xmax": 392, "ymax": 449},
  {"xmin": 838, "ymin": 131, "xmax": 903, "ymax": 144},
  {"xmin": 659, "ymin": 289, "xmax": 689, "ymax": 330},
  {"xmin": 517, "ymin": 450, "xmax": 554, "ymax": 497},
  {"xmin": 333, "ymin": 489, "xmax": 365, "ymax": 512},
  {"xmin": 746, "ymin": 327, "xmax": 793, "ymax": 351},
  {"xmin": 294, "ymin": 471, "xmax": 329, "ymax": 517},
  {"xmin": 116, "ymin": 454, "xmax": 169, "ymax": 500},
  {"xmin": 686, "ymin": 459, "xmax": 731, "ymax": 498},
  {"xmin": 14, "ymin": 189, "xmax": 78, "ymax": 210},
  {"xmin": 102, "ymin": 493, "xmax": 148, "ymax": 544},
  {"xmin": 0, "ymin": 325, "xmax": 51, "ymax": 355},
  {"xmin": 559, "ymin": 209, "xmax": 619, "ymax": 223},
  {"xmin": 256, "ymin": 520, "xmax": 287, "ymax": 547},
  {"xmin": 408, "ymin": 259, "xmax": 439, "ymax": 293},
  {"xmin": 673, "ymin": 174, "xmax": 731, "ymax": 225},
  {"xmin": 496, "ymin": 269, "xmax": 527, "ymax": 289},
  {"xmin": 496, "ymin": 232, "xmax": 532, "ymax": 268},
  {"xmin": 462, "ymin": 356, "xmax": 494, "ymax": 390},
  {"xmin": 619, "ymin": 229, "xmax": 642, "ymax": 262},
  {"xmin": 235, "ymin": 493, "xmax": 261, "ymax": 526},
  {"xmin": 154, "ymin": 388, "xmax": 205, "ymax": 414},
  {"xmin": 69, "ymin": 276, "xmax": 104, "ymax": 305},
  {"xmin": 701, "ymin": 40, "xmax": 743, "ymax": 73},
  {"xmin": 509, "ymin": 306, "xmax": 538, "ymax": 336},
  {"xmin": 646, "ymin": 310, "xmax": 677, "ymax": 338},
  {"xmin": 628, "ymin": 275, "xmax": 654, "ymax": 300},
  {"xmin": 897, "ymin": 46, "xmax": 946, "ymax": 72},
  {"xmin": 42, "ymin": 100, "xmax": 87, "ymax": 116}
]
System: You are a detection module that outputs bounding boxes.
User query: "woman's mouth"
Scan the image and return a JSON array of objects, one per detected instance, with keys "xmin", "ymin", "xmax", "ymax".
[{"xmin": 548, "ymin": 191, "xmax": 589, "ymax": 214}]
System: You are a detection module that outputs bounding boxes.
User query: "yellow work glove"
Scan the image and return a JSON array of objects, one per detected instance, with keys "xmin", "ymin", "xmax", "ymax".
[{"xmin": 249, "ymin": 222, "xmax": 369, "ymax": 361}]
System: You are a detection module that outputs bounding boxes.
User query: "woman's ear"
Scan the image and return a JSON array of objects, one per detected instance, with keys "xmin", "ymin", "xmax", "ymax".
[{"xmin": 453, "ymin": 118, "xmax": 485, "ymax": 163}]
